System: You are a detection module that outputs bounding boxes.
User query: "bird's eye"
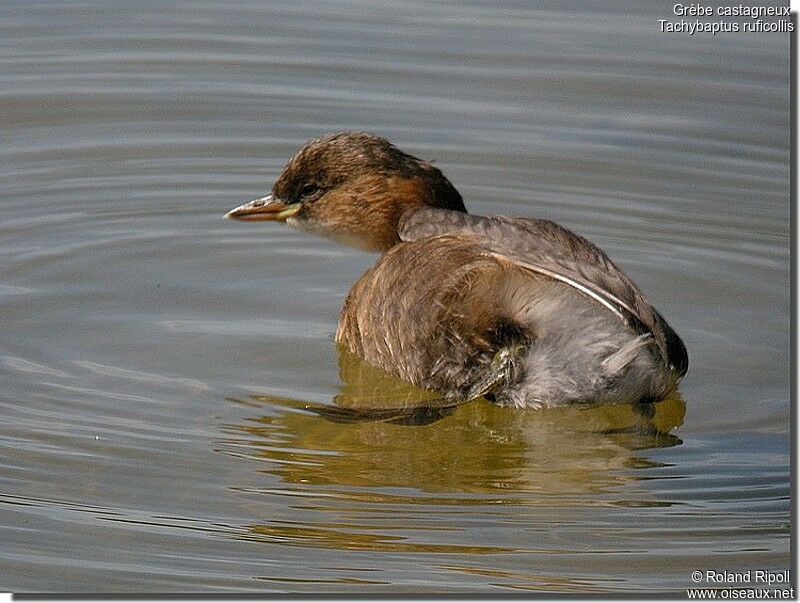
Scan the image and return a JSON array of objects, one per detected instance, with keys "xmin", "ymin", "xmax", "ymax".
[{"xmin": 298, "ymin": 184, "xmax": 320, "ymax": 200}]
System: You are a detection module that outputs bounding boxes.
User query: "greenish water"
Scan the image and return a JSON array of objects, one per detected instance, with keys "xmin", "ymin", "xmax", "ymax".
[{"xmin": 0, "ymin": 0, "xmax": 790, "ymax": 594}]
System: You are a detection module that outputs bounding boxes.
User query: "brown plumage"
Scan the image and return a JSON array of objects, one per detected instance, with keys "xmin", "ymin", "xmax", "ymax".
[{"xmin": 226, "ymin": 131, "xmax": 688, "ymax": 408}]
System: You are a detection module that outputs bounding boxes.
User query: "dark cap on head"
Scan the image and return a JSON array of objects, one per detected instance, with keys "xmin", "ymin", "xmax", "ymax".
[{"xmin": 227, "ymin": 131, "xmax": 467, "ymax": 251}]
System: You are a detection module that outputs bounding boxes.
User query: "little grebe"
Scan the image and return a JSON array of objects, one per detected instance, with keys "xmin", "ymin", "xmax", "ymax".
[{"xmin": 226, "ymin": 132, "xmax": 688, "ymax": 408}]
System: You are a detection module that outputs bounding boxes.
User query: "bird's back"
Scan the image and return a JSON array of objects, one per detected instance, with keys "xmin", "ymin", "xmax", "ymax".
[{"xmin": 336, "ymin": 208, "xmax": 687, "ymax": 408}]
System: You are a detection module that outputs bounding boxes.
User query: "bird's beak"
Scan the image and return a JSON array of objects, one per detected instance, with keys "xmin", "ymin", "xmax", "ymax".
[{"xmin": 224, "ymin": 194, "xmax": 301, "ymax": 222}]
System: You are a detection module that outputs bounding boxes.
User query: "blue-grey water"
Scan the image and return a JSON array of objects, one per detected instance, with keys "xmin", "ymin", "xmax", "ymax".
[{"xmin": 0, "ymin": 0, "xmax": 791, "ymax": 594}]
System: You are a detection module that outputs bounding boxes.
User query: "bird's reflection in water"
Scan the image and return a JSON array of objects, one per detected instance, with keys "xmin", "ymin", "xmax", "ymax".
[{"xmin": 223, "ymin": 346, "xmax": 686, "ymax": 498}]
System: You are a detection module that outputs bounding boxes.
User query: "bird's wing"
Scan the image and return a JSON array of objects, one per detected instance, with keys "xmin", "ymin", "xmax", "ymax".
[{"xmin": 399, "ymin": 208, "xmax": 687, "ymax": 375}]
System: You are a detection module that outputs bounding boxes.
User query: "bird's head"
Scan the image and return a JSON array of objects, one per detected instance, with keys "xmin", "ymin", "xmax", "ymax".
[{"xmin": 225, "ymin": 131, "xmax": 466, "ymax": 251}]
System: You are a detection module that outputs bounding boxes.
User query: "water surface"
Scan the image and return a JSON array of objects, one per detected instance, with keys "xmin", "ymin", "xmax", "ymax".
[{"xmin": 0, "ymin": 0, "xmax": 790, "ymax": 594}]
